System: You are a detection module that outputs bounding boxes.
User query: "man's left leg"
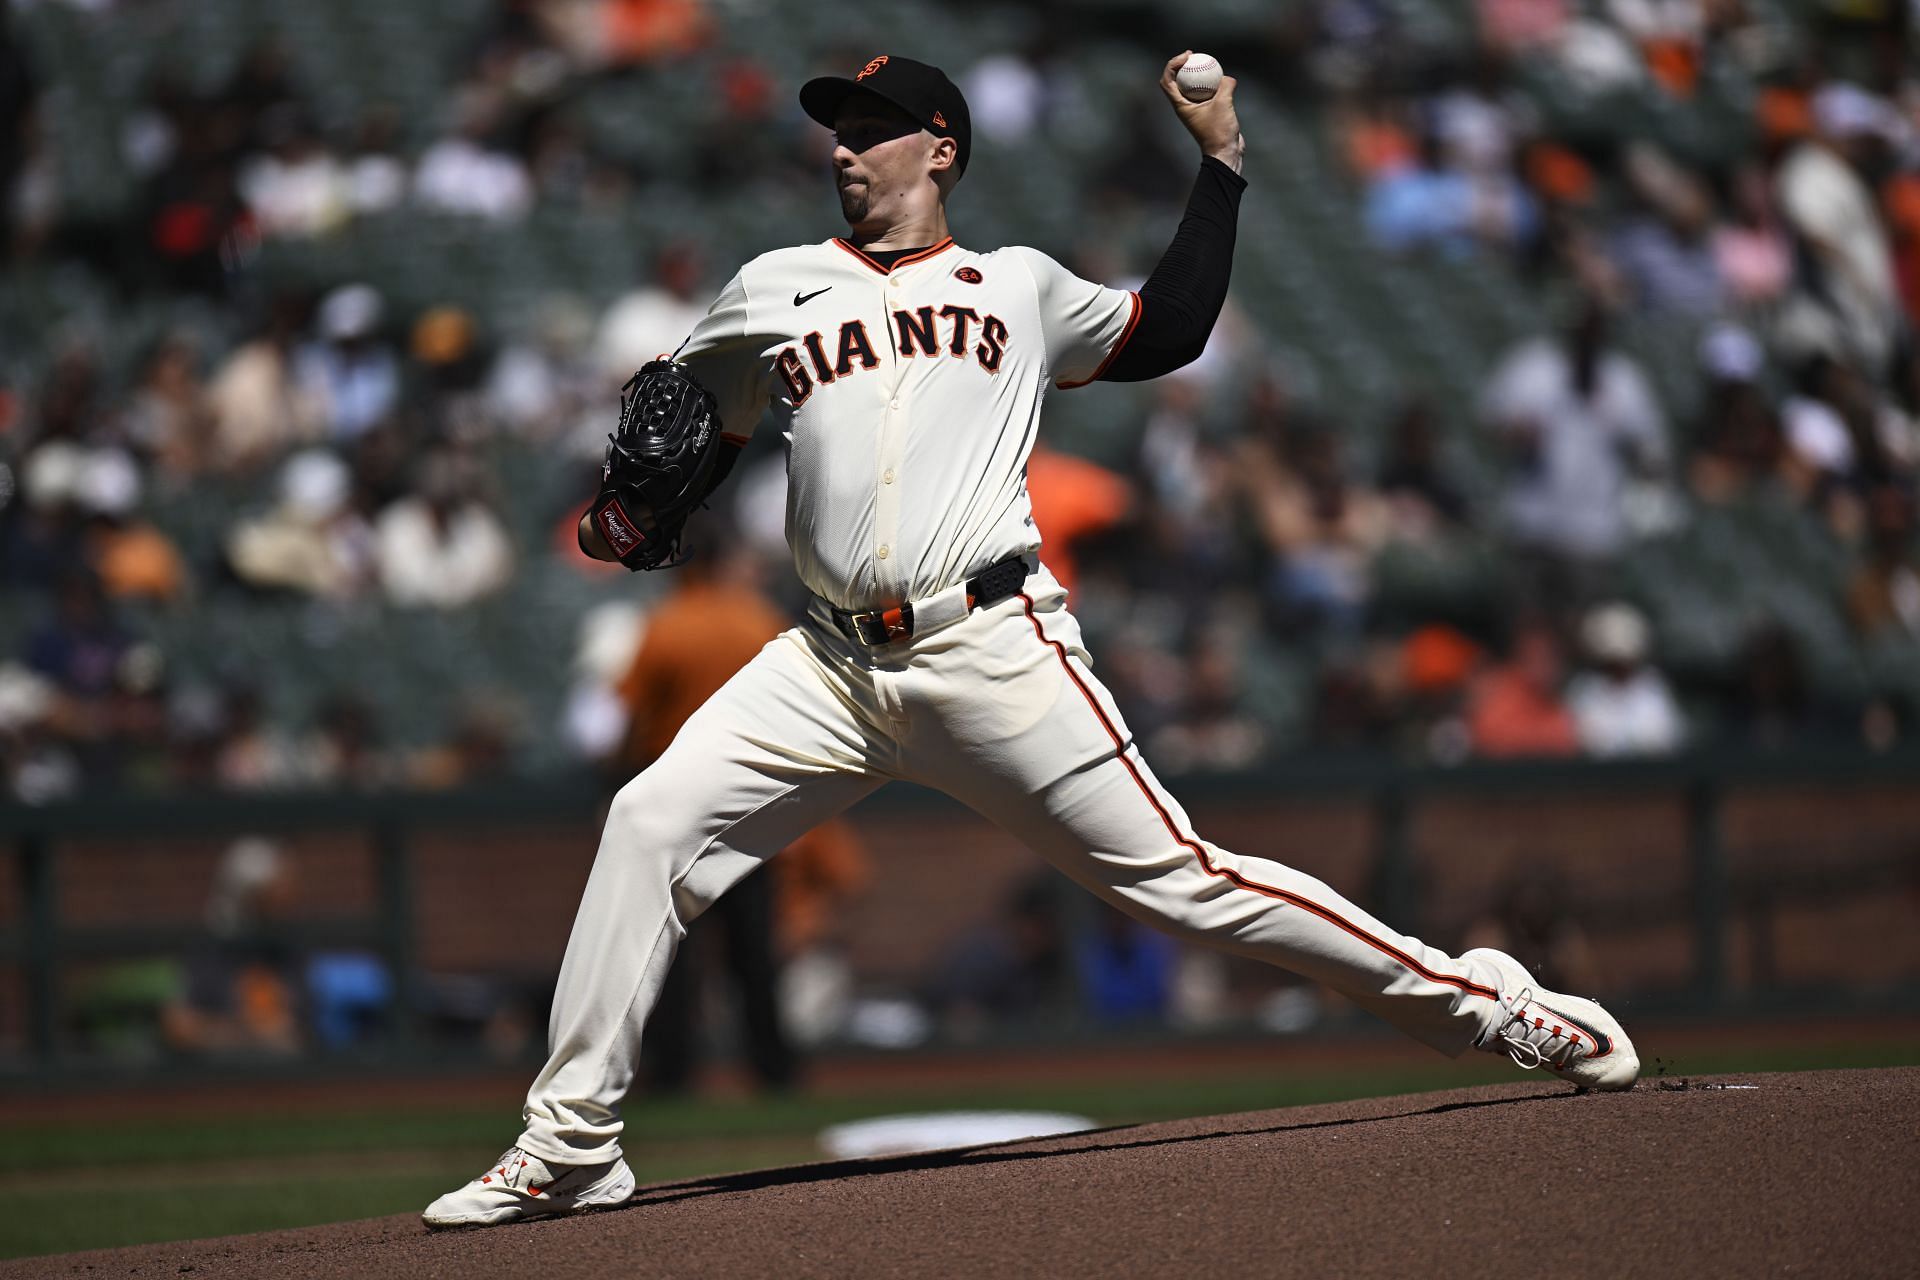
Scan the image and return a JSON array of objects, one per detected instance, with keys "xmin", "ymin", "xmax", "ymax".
[{"xmin": 911, "ymin": 589, "xmax": 1637, "ymax": 1088}]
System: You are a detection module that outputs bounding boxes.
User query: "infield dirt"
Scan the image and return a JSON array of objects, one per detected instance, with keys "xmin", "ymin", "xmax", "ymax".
[{"xmin": 11, "ymin": 1066, "xmax": 1914, "ymax": 1279}]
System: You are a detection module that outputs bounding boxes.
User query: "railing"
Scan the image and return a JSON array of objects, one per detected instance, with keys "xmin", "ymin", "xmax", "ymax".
[
  {"xmin": 0, "ymin": 781, "xmax": 604, "ymax": 1067},
  {"xmin": 5, "ymin": 747, "xmax": 1920, "ymax": 1074}
]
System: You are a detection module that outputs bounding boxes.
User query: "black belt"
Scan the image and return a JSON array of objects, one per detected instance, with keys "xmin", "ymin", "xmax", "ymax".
[{"xmin": 830, "ymin": 555, "xmax": 1031, "ymax": 647}]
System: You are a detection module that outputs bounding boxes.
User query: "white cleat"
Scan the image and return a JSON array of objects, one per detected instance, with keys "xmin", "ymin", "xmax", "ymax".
[
  {"xmin": 1465, "ymin": 948, "xmax": 1640, "ymax": 1092},
  {"xmin": 422, "ymin": 1146, "xmax": 636, "ymax": 1229}
]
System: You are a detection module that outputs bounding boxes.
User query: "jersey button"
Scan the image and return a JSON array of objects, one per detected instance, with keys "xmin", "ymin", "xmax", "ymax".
[
  {"xmin": 877, "ymin": 545, "xmax": 890, "ymax": 560},
  {"xmin": 889, "ymin": 398, "xmax": 901, "ymax": 410},
  {"xmin": 889, "ymin": 276, "xmax": 901, "ymax": 287},
  {"xmin": 883, "ymin": 468, "xmax": 895, "ymax": 484}
]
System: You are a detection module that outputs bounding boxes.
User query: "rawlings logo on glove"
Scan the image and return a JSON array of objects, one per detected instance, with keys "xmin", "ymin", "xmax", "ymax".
[
  {"xmin": 590, "ymin": 359, "xmax": 724, "ymax": 571},
  {"xmin": 594, "ymin": 497, "xmax": 646, "ymax": 561}
]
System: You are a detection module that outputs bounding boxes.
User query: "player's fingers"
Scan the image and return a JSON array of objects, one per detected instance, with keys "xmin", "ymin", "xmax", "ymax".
[{"xmin": 1159, "ymin": 51, "xmax": 1194, "ymax": 107}]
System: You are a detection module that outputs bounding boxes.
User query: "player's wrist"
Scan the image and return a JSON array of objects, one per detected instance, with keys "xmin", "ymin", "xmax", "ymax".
[
  {"xmin": 578, "ymin": 510, "xmax": 617, "ymax": 561},
  {"xmin": 1205, "ymin": 139, "xmax": 1244, "ymax": 174}
]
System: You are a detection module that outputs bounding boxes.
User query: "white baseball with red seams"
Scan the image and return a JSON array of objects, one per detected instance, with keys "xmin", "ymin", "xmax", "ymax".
[
  {"xmin": 499, "ymin": 229, "xmax": 1634, "ymax": 1173},
  {"xmin": 1175, "ymin": 52, "xmax": 1222, "ymax": 102}
]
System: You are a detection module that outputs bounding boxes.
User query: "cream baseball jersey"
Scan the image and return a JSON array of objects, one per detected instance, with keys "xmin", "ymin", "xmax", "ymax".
[{"xmin": 672, "ymin": 236, "xmax": 1140, "ymax": 612}]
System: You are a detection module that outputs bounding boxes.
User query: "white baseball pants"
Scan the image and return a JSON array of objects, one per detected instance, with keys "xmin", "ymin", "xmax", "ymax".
[{"xmin": 519, "ymin": 569, "xmax": 1506, "ymax": 1164}]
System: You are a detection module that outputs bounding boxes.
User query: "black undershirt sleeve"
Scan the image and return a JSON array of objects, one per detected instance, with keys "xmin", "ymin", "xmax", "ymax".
[{"xmin": 1099, "ymin": 157, "xmax": 1247, "ymax": 383}]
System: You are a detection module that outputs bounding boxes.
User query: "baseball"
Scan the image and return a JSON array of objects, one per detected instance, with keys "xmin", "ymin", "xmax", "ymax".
[{"xmin": 1176, "ymin": 52, "xmax": 1222, "ymax": 102}]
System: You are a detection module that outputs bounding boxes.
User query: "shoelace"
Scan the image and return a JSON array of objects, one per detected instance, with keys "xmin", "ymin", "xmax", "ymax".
[
  {"xmin": 1489, "ymin": 987, "xmax": 1584, "ymax": 1072},
  {"xmin": 478, "ymin": 1147, "xmax": 534, "ymax": 1189}
]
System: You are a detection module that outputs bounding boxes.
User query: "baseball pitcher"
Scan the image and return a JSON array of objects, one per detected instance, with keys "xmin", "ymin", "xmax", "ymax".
[{"xmin": 425, "ymin": 52, "xmax": 1639, "ymax": 1228}]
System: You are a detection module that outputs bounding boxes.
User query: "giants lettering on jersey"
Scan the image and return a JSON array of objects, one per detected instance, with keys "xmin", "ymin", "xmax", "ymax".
[{"xmin": 777, "ymin": 308, "xmax": 1009, "ymax": 404}]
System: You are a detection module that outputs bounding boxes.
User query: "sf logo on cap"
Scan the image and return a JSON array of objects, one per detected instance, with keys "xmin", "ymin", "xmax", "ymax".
[{"xmin": 857, "ymin": 54, "xmax": 889, "ymax": 80}]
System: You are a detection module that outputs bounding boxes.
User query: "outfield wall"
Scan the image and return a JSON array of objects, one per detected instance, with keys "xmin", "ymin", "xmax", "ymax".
[{"xmin": 3, "ymin": 751, "xmax": 1918, "ymax": 1072}]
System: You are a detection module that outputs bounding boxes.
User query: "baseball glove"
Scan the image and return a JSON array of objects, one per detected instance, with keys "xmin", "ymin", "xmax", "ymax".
[{"xmin": 589, "ymin": 359, "xmax": 723, "ymax": 571}]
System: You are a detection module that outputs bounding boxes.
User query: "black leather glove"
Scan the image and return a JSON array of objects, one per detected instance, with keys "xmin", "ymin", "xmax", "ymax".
[{"xmin": 587, "ymin": 359, "xmax": 723, "ymax": 571}]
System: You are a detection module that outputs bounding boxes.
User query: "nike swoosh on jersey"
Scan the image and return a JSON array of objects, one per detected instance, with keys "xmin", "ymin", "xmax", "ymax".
[{"xmin": 794, "ymin": 287, "xmax": 832, "ymax": 306}]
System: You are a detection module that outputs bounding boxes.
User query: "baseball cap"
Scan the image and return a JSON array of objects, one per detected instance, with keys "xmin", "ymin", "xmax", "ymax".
[{"xmin": 800, "ymin": 54, "xmax": 971, "ymax": 176}]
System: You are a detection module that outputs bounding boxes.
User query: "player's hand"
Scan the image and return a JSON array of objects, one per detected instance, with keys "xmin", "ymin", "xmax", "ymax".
[{"xmin": 1159, "ymin": 52, "xmax": 1243, "ymax": 174}]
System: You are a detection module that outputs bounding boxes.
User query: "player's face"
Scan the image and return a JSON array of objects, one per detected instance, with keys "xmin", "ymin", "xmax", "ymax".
[{"xmin": 831, "ymin": 97, "xmax": 935, "ymax": 228}]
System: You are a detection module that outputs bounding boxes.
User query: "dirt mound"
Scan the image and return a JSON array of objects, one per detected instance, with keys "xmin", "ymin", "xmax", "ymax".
[{"xmin": 15, "ymin": 1067, "xmax": 1915, "ymax": 1279}]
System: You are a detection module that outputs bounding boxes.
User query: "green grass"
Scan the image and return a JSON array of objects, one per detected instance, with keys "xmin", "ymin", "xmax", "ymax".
[
  {"xmin": 9, "ymin": 1170, "xmax": 473, "ymax": 1259},
  {"xmin": 4, "ymin": 1037, "xmax": 1914, "ymax": 1261},
  {"xmin": 0, "ymin": 1149, "xmax": 816, "ymax": 1262}
]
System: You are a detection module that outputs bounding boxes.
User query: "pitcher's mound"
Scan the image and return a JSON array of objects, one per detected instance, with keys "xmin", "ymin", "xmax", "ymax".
[{"xmin": 14, "ymin": 1067, "xmax": 1916, "ymax": 1279}]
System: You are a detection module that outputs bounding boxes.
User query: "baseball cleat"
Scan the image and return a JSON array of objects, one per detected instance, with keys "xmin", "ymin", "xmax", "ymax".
[
  {"xmin": 1465, "ymin": 948, "xmax": 1640, "ymax": 1092},
  {"xmin": 422, "ymin": 1146, "xmax": 635, "ymax": 1229}
]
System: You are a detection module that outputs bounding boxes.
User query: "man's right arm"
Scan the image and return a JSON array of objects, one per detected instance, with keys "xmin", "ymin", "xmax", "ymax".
[
  {"xmin": 1031, "ymin": 56, "xmax": 1247, "ymax": 391},
  {"xmin": 1096, "ymin": 157, "xmax": 1246, "ymax": 383},
  {"xmin": 1098, "ymin": 54, "xmax": 1246, "ymax": 383}
]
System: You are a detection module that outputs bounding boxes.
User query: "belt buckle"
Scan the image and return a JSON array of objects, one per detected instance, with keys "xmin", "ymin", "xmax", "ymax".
[{"xmin": 850, "ymin": 603, "xmax": 912, "ymax": 646}]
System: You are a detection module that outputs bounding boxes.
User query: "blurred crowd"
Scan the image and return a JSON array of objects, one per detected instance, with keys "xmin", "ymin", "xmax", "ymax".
[
  {"xmin": 3, "ymin": 0, "xmax": 1920, "ymax": 807},
  {"xmin": 1059, "ymin": 0, "xmax": 1920, "ymax": 769}
]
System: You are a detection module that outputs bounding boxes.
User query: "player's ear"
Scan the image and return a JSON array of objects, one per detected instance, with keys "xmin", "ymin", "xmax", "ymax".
[{"xmin": 928, "ymin": 133, "xmax": 957, "ymax": 178}]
